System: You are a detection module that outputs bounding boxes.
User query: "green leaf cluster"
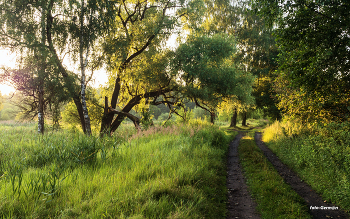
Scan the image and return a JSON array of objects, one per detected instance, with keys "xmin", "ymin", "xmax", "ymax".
[
  {"xmin": 255, "ymin": 0, "xmax": 350, "ymax": 122},
  {"xmin": 173, "ymin": 33, "xmax": 255, "ymax": 108}
]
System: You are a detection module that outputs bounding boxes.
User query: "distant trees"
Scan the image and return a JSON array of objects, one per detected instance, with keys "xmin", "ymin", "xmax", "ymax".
[
  {"xmin": 0, "ymin": 0, "xmax": 267, "ymax": 133},
  {"xmin": 234, "ymin": 9, "xmax": 280, "ymax": 121}
]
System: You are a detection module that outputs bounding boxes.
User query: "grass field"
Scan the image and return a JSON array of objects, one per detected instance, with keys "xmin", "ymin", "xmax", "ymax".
[{"xmin": 0, "ymin": 122, "xmax": 234, "ymax": 218}]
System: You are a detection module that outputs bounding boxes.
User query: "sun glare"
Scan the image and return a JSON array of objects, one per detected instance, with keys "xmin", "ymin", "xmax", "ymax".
[{"xmin": 0, "ymin": 49, "xmax": 16, "ymax": 95}]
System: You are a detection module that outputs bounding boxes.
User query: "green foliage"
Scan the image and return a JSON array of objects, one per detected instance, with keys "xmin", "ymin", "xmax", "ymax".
[
  {"xmin": 0, "ymin": 91, "xmax": 2, "ymax": 112},
  {"xmin": 255, "ymin": 0, "xmax": 350, "ymax": 122},
  {"xmin": 235, "ymin": 8, "xmax": 280, "ymax": 120},
  {"xmin": 239, "ymin": 136, "xmax": 312, "ymax": 218},
  {"xmin": 263, "ymin": 120, "xmax": 350, "ymax": 211},
  {"xmin": 172, "ymin": 33, "xmax": 255, "ymax": 119},
  {"xmin": 193, "ymin": 107, "xmax": 210, "ymax": 120},
  {"xmin": 149, "ymin": 105, "xmax": 162, "ymax": 120},
  {"xmin": 61, "ymin": 88, "xmax": 103, "ymax": 132},
  {"xmin": 0, "ymin": 123, "xmax": 231, "ymax": 218},
  {"xmin": 274, "ymin": 75, "xmax": 349, "ymax": 124},
  {"xmin": 140, "ymin": 108, "xmax": 153, "ymax": 130},
  {"xmin": 250, "ymin": 108, "xmax": 264, "ymax": 120}
]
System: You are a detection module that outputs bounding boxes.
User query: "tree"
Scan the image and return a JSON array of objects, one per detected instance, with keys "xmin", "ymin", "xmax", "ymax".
[
  {"xmin": 0, "ymin": 54, "xmax": 70, "ymax": 127},
  {"xmin": 172, "ymin": 34, "xmax": 255, "ymax": 124},
  {"xmin": 0, "ymin": 0, "xmax": 110, "ymax": 134},
  {"xmin": 99, "ymin": 0, "xmax": 199, "ymax": 135},
  {"xmin": 235, "ymin": 8, "xmax": 280, "ymax": 120},
  {"xmin": 194, "ymin": 0, "xmax": 280, "ymax": 123},
  {"xmin": 255, "ymin": 0, "xmax": 350, "ymax": 121}
]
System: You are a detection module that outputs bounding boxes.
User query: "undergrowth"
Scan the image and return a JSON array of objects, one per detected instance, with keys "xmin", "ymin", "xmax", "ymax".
[
  {"xmin": 263, "ymin": 120, "xmax": 350, "ymax": 213},
  {"xmin": 0, "ymin": 123, "xmax": 233, "ymax": 218}
]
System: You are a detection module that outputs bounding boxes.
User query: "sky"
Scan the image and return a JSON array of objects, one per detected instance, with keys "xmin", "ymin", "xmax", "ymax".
[
  {"xmin": 0, "ymin": 48, "xmax": 109, "ymax": 96},
  {"xmin": 0, "ymin": 49, "xmax": 16, "ymax": 95}
]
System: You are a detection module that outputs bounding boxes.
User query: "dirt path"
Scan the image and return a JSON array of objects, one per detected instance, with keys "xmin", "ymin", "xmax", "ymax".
[
  {"xmin": 226, "ymin": 132, "xmax": 260, "ymax": 219},
  {"xmin": 254, "ymin": 132, "xmax": 349, "ymax": 219}
]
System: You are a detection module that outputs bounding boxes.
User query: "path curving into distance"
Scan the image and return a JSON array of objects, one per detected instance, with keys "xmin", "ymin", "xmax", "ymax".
[
  {"xmin": 254, "ymin": 132, "xmax": 349, "ymax": 219},
  {"xmin": 226, "ymin": 132, "xmax": 260, "ymax": 219}
]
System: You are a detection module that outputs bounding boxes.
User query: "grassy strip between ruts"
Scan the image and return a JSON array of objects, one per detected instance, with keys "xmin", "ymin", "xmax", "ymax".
[
  {"xmin": 0, "ymin": 123, "xmax": 233, "ymax": 218},
  {"xmin": 239, "ymin": 134, "xmax": 312, "ymax": 219}
]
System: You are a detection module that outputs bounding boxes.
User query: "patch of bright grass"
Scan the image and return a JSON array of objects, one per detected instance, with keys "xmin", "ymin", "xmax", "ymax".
[
  {"xmin": 263, "ymin": 120, "xmax": 350, "ymax": 212},
  {"xmin": 239, "ymin": 135, "xmax": 312, "ymax": 219},
  {"xmin": 0, "ymin": 123, "xmax": 232, "ymax": 218}
]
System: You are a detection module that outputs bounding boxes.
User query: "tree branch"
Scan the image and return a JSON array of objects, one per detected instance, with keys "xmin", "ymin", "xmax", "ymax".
[{"xmin": 108, "ymin": 107, "xmax": 141, "ymax": 130}]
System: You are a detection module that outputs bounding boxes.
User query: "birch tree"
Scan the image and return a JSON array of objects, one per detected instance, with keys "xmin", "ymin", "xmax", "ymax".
[{"xmin": 0, "ymin": 0, "xmax": 108, "ymax": 133}]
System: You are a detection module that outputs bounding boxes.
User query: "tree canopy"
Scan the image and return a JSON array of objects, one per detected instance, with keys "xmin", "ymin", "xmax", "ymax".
[
  {"xmin": 172, "ymin": 34, "xmax": 255, "ymax": 123},
  {"xmin": 255, "ymin": 0, "xmax": 350, "ymax": 121}
]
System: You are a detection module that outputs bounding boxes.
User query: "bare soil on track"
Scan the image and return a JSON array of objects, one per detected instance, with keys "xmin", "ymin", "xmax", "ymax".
[{"xmin": 226, "ymin": 132, "xmax": 260, "ymax": 219}]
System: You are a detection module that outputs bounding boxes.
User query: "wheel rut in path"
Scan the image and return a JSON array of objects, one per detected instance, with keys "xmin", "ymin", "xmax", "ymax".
[
  {"xmin": 227, "ymin": 132, "xmax": 260, "ymax": 219},
  {"xmin": 254, "ymin": 132, "xmax": 349, "ymax": 219}
]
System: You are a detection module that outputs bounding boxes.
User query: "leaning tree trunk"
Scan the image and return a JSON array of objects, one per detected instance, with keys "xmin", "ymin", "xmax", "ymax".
[
  {"xmin": 242, "ymin": 111, "xmax": 247, "ymax": 126},
  {"xmin": 46, "ymin": 2, "xmax": 87, "ymax": 133},
  {"xmin": 230, "ymin": 108, "xmax": 237, "ymax": 127},
  {"xmin": 100, "ymin": 78, "xmax": 121, "ymax": 136},
  {"xmin": 100, "ymin": 78, "xmax": 170, "ymax": 136},
  {"xmin": 100, "ymin": 81, "xmax": 142, "ymax": 136}
]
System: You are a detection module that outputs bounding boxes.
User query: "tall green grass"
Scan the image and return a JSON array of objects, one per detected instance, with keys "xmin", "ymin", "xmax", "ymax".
[
  {"xmin": 263, "ymin": 120, "xmax": 350, "ymax": 213},
  {"xmin": 0, "ymin": 123, "xmax": 232, "ymax": 218}
]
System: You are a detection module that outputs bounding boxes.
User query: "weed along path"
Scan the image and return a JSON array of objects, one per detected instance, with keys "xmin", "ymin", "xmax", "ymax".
[
  {"xmin": 227, "ymin": 132, "xmax": 260, "ymax": 219},
  {"xmin": 254, "ymin": 132, "xmax": 349, "ymax": 219}
]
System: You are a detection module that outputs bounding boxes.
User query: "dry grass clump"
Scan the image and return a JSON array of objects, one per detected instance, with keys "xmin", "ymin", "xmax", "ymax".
[{"xmin": 263, "ymin": 118, "xmax": 311, "ymax": 143}]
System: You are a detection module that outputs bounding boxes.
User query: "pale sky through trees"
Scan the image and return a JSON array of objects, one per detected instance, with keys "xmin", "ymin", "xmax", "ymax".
[
  {"xmin": 0, "ymin": 48, "xmax": 110, "ymax": 95},
  {"xmin": 0, "ymin": 49, "xmax": 16, "ymax": 95},
  {"xmin": 0, "ymin": 33, "xmax": 179, "ymax": 95}
]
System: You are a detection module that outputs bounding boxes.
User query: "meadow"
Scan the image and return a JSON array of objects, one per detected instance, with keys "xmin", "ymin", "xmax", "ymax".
[
  {"xmin": 263, "ymin": 120, "xmax": 350, "ymax": 213},
  {"xmin": 0, "ymin": 121, "xmax": 234, "ymax": 218}
]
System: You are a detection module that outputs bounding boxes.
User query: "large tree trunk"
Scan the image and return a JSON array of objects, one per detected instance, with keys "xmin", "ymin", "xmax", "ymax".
[
  {"xmin": 100, "ymin": 78, "xmax": 121, "ymax": 136},
  {"xmin": 110, "ymin": 95, "xmax": 142, "ymax": 133},
  {"xmin": 100, "ymin": 80, "xmax": 170, "ymax": 136},
  {"xmin": 242, "ymin": 111, "xmax": 247, "ymax": 126},
  {"xmin": 230, "ymin": 108, "xmax": 237, "ymax": 127},
  {"xmin": 100, "ymin": 95, "xmax": 142, "ymax": 136}
]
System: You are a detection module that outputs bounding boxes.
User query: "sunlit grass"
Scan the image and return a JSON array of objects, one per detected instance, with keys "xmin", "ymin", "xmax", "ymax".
[{"xmin": 0, "ymin": 123, "xmax": 233, "ymax": 218}]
